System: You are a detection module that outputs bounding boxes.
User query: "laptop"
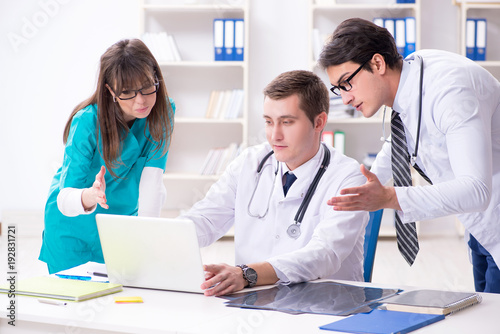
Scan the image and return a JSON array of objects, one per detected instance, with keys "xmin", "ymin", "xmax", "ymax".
[{"xmin": 95, "ymin": 214, "xmax": 205, "ymax": 293}]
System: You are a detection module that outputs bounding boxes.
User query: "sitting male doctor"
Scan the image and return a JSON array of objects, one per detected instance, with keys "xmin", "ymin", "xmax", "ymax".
[{"xmin": 180, "ymin": 70, "xmax": 369, "ymax": 296}]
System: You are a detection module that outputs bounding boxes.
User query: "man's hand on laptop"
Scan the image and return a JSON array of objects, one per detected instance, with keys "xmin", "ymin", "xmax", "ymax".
[
  {"xmin": 201, "ymin": 263, "xmax": 246, "ymax": 296},
  {"xmin": 201, "ymin": 262, "xmax": 279, "ymax": 296}
]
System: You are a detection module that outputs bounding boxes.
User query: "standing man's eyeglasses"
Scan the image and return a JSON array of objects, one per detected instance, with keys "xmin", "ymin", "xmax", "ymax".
[{"xmin": 330, "ymin": 59, "xmax": 370, "ymax": 96}]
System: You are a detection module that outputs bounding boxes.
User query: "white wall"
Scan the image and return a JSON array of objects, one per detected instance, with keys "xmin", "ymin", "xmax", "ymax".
[
  {"xmin": 0, "ymin": 0, "xmax": 141, "ymax": 217},
  {"xmin": 0, "ymin": 0, "xmax": 462, "ymax": 218}
]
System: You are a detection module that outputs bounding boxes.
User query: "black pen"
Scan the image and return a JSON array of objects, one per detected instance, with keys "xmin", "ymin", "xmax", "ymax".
[{"xmin": 87, "ymin": 271, "xmax": 108, "ymax": 277}]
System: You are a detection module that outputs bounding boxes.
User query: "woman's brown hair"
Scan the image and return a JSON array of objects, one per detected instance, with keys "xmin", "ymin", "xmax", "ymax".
[{"xmin": 62, "ymin": 39, "xmax": 173, "ymax": 179}]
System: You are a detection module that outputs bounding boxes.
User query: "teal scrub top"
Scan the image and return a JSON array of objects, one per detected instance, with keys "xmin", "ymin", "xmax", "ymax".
[{"xmin": 39, "ymin": 99, "xmax": 175, "ymax": 273}]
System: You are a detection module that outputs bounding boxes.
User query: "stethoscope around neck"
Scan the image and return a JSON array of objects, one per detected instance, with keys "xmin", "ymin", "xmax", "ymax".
[
  {"xmin": 247, "ymin": 143, "xmax": 331, "ymax": 239},
  {"xmin": 380, "ymin": 55, "xmax": 424, "ymax": 167}
]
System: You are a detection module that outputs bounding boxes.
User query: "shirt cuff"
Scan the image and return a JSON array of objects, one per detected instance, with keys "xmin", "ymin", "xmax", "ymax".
[
  {"xmin": 57, "ymin": 188, "xmax": 96, "ymax": 217},
  {"xmin": 268, "ymin": 262, "xmax": 291, "ymax": 285},
  {"xmin": 138, "ymin": 167, "xmax": 166, "ymax": 217},
  {"xmin": 395, "ymin": 187, "xmax": 412, "ymax": 222}
]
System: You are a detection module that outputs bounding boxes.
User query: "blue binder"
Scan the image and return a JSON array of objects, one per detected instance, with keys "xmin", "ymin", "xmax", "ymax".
[
  {"xmin": 475, "ymin": 18, "xmax": 487, "ymax": 61},
  {"xmin": 373, "ymin": 17, "xmax": 384, "ymax": 28},
  {"xmin": 224, "ymin": 19, "xmax": 235, "ymax": 61},
  {"xmin": 234, "ymin": 19, "xmax": 244, "ymax": 61},
  {"xmin": 404, "ymin": 17, "xmax": 416, "ymax": 58},
  {"xmin": 466, "ymin": 18, "xmax": 476, "ymax": 60},
  {"xmin": 384, "ymin": 18, "xmax": 395, "ymax": 40},
  {"xmin": 213, "ymin": 19, "xmax": 224, "ymax": 61},
  {"xmin": 395, "ymin": 18, "xmax": 406, "ymax": 56}
]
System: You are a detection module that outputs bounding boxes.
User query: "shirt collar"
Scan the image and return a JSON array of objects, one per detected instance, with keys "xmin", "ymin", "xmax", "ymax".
[
  {"xmin": 393, "ymin": 55, "xmax": 420, "ymax": 116},
  {"xmin": 280, "ymin": 144, "xmax": 323, "ymax": 181}
]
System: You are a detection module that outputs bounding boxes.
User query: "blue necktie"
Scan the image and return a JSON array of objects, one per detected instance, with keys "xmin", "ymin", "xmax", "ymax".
[
  {"xmin": 391, "ymin": 110, "xmax": 419, "ymax": 266},
  {"xmin": 283, "ymin": 172, "xmax": 297, "ymax": 196}
]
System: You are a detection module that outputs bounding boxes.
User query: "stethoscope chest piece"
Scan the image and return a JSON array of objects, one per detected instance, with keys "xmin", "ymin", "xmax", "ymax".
[{"xmin": 286, "ymin": 224, "xmax": 301, "ymax": 239}]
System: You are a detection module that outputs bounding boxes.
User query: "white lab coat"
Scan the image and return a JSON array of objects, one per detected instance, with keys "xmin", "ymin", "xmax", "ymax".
[
  {"xmin": 371, "ymin": 49, "xmax": 500, "ymax": 266},
  {"xmin": 181, "ymin": 142, "xmax": 369, "ymax": 283}
]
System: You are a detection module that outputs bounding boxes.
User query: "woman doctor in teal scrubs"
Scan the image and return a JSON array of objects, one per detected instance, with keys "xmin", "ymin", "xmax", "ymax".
[{"xmin": 39, "ymin": 39, "xmax": 175, "ymax": 274}]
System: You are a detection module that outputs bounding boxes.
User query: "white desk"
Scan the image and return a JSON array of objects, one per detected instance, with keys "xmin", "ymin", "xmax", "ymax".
[{"xmin": 1, "ymin": 282, "xmax": 498, "ymax": 334}]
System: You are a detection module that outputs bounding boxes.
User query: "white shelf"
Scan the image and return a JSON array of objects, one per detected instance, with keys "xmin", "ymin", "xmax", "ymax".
[
  {"xmin": 454, "ymin": 2, "xmax": 500, "ymax": 9},
  {"xmin": 143, "ymin": 4, "xmax": 246, "ymax": 11},
  {"xmin": 142, "ymin": 0, "xmax": 249, "ymax": 211},
  {"xmin": 157, "ymin": 60, "xmax": 247, "ymax": 68},
  {"xmin": 175, "ymin": 117, "xmax": 245, "ymax": 124},
  {"xmin": 163, "ymin": 173, "xmax": 220, "ymax": 181},
  {"xmin": 327, "ymin": 117, "xmax": 387, "ymax": 124},
  {"xmin": 312, "ymin": 3, "xmax": 418, "ymax": 10},
  {"xmin": 475, "ymin": 61, "xmax": 500, "ymax": 67}
]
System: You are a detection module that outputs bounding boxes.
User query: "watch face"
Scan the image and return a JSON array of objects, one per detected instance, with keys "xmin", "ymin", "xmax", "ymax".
[{"xmin": 245, "ymin": 267, "xmax": 258, "ymax": 283}]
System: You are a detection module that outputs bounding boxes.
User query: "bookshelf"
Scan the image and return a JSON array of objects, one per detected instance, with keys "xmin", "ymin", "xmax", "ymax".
[
  {"xmin": 454, "ymin": 1, "xmax": 500, "ymax": 80},
  {"xmin": 139, "ymin": 0, "xmax": 249, "ymax": 213},
  {"xmin": 308, "ymin": 0, "xmax": 420, "ymax": 163}
]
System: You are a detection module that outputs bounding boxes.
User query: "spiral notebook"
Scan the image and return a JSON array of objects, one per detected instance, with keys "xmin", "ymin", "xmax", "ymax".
[{"xmin": 382, "ymin": 289, "xmax": 482, "ymax": 315}]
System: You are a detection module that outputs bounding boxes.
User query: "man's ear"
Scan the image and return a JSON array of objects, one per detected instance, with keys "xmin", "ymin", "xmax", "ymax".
[
  {"xmin": 372, "ymin": 53, "xmax": 387, "ymax": 75},
  {"xmin": 314, "ymin": 111, "xmax": 328, "ymax": 133}
]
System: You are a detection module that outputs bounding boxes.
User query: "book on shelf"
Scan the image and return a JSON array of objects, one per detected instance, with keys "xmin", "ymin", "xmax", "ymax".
[
  {"xmin": 142, "ymin": 32, "xmax": 182, "ymax": 62},
  {"xmin": 200, "ymin": 143, "xmax": 241, "ymax": 176},
  {"xmin": 333, "ymin": 131, "xmax": 345, "ymax": 155},
  {"xmin": 205, "ymin": 89, "xmax": 244, "ymax": 119},
  {"xmin": 0, "ymin": 276, "xmax": 122, "ymax": 302},
  {"xmin": 382, "ymin": 289, "xmax": 482, "ymax": 315}
]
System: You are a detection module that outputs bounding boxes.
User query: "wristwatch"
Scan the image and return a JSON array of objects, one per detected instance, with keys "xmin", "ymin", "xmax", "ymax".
[{"xmin": 237, "ymin": 264, "xmax": 258, "ymax": 288}]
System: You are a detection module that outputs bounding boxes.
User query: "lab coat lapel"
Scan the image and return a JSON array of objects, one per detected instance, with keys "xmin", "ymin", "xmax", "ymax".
[{"xmin": 393, "ymin": 57, "xmax": 421, "ymax": 157}]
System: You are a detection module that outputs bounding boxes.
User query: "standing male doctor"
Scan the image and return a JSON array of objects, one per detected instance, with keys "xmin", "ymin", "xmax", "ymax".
[
  {"xmin": 320, "ymin": 18, "xmax": 500, "ymax": 293},
  {"xmin": 180, "ymin": 70, "xmax": 368, "ymax": 296}
]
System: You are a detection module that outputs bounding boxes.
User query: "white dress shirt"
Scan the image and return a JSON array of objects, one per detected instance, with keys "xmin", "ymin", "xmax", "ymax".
[
  {"xmin": 180, "ymin": 142, "xmax": 369, "ymax": 284},
  {"xmin": 371, "ymin": 49, "xmax": 500, "ymax": 266}
]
